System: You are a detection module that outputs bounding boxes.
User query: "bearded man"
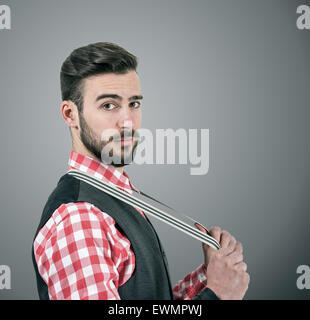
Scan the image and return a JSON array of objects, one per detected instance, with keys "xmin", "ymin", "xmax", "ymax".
[{"xmin": 32, "ymin": 42, "xmax": 249, "ymax": 300}]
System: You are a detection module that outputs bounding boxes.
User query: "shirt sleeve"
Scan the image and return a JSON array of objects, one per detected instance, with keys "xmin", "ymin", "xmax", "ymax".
[
  {"xmin": 33, "ymin": 202, "xmax": 133, "ymax": 300},
  {"xmin": 173, "ymin": 263, "xmax": 219, "ymax": 300}
]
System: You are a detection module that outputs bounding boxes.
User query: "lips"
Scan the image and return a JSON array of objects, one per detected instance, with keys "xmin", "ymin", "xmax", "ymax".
[
  {"xmin": 115, "ymin": 137, "xmax": 134, "ymax": 146},
  {"xmin": 114, "ymin": 137, "xmax": 132, "ymax": 141}
]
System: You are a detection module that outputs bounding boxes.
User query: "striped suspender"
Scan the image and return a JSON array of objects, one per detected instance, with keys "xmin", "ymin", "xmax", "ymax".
[{"xmin": 67, "ymin": 169, "xmax": 220, "ymax": 251}]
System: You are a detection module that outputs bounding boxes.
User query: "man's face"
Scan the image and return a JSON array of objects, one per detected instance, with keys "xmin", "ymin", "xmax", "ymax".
[{"xmin": 78, "ymin": 70, "xmax": 142, "ymax": 166}]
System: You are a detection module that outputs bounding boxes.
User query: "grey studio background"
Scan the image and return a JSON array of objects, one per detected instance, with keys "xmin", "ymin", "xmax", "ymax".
[{"xmin": 0, "ymin": 0, "xmax": 309, "ymax": 300}]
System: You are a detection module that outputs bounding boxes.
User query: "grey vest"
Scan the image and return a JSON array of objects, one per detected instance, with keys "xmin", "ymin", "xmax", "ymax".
[
  {"xmin": 32, "ymin": 173, "xmax": 173, "ymax": 300},
  {"xmin": 32, "ymin": 173, "xmax": 219, "ymax": 300}
]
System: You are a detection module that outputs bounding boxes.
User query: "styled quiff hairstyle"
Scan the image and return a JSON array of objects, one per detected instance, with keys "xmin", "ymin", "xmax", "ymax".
[{"xmin": 60, "ymin": 42, "xmax": 138, "ymax": 112}]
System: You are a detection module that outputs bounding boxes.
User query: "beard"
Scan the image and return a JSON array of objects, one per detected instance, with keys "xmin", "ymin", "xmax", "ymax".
[{"xmin": 78, "ymin": 111, "xmax": 139, "ymax": 167}]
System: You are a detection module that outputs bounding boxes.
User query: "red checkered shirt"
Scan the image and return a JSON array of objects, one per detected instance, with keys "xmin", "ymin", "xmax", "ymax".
[{"xmin": 33, "ymin": 150, "xmax": 209, "ymax": 300}]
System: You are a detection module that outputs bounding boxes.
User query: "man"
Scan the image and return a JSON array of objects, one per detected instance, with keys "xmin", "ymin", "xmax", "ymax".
[{"xmin": 32, "ymin": 42, "xmax": 250, "ymax": 300}]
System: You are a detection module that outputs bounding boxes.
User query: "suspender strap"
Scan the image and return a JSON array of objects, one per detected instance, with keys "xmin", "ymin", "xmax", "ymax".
[{"xmin": 68, "ymin": 169, "xmax": 220, "ymax": 251}]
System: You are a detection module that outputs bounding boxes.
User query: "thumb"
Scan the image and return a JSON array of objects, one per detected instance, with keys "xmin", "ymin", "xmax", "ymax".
[
  {"xmin": 194, "ymin": 222, "xmax": 209, "ymax": 234},
  {"xmin": 194, "ymin": 223, "xmax": 215, "ymax": 251}
]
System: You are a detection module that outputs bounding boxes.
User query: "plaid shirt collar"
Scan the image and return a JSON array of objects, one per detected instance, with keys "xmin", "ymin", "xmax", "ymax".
[{"xmin": 68, "ymin": 150, "xmax": 138, "ymax": 194}]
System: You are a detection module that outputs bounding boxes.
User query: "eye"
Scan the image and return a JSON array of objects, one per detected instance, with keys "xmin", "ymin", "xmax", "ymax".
[
  {"xmin": 101, "ymin": 103, "xmax": 117, "ymax": 110},
  {"xmin": 130, "ymin": 101, "xmax": 141, "ymax": 109}
]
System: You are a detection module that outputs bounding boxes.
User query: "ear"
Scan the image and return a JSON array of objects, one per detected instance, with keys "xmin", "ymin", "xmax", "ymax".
[{"xmin": 60, "ymin": 100, "xmax": 79, "ymax": 130}]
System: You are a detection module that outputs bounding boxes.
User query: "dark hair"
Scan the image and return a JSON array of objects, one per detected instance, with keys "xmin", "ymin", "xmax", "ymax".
[{"xmin": 60, "ymin": 42, "xmax": 138, "ymax": 112}]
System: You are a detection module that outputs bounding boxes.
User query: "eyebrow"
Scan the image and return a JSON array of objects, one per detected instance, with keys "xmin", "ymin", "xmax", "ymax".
[{"xmin": 95, "ymin": 93, "xmax": 143, "ymax": 102}]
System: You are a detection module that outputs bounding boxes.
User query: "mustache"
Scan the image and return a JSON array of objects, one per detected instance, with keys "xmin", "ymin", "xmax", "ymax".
[{"xmin": 104, "ymin": 130, "xmax": 139, "ymax": 142}]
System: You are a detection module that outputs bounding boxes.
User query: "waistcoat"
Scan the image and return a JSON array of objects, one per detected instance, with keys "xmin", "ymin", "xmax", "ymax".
[{"xmin": 32, "ymin": 173, "xmax": 174, "ymax": 300}]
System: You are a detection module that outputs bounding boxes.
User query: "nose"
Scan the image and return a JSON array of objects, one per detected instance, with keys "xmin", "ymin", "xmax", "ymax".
[{"xmin": 117, "ymin": 105, "xmax": 135, "ymax": 131}]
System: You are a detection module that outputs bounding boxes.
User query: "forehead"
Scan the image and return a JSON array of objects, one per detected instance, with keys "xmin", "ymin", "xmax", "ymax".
[{"xmin": 83, "ymin": 71, "xmax": 141, "ymax": 100}]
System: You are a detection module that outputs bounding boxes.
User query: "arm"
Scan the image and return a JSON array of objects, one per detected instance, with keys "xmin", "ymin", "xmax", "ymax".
[{"xmin": 33, "ymin": 202, "xmax": 131, "ymax": 300}]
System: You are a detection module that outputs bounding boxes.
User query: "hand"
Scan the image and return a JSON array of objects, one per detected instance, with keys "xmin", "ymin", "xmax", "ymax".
[
  {"xmin": 194, "ymin": 225, "xmax": 249, "ymax": 299},
  {"xmin": 194, "ymin": 225, "xmax": 235, "ymax": 267},
  {"xmin": 194, "ymin": 225, "xmax": 241, "ymax": 268},
  {"xmin": 205, "ymin": 245, "xmax": 250, "ymax": 300}
]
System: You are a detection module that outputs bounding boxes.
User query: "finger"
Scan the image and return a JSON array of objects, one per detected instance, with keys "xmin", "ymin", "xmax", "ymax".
[
  {"xmin": 234, "ymin": 262, "xmax": 247, "ymax": 272},
  {"xmin": 220, "ymin": 230, "xmax": 232, "ymax": 248},
  {"xmin": 209, "ymin": 226, "xmax": 221, "ymax": 243},
  {"xmin": 194, "ymin": 223, "xmax": 211, "ymax": 251},
  {"xmin": 194, "ymin": 223, "xmax": 208, "ymax": 246},
  {"xmin": 233, "ymin": 242, "xmax": 243, "ymax": 255},
  {"xmin": 227, "ymin": 250, "xmax": 243, "ymax": 264},
  {"xmin": 217, "ymin": 247, "xmax": 234, "ymax": 256},
  {"xmin": 228, "ymin": 236, "xmax": 237, "ymax": 250},
  {"xmin": 194, "ymin": 223, "xmax": 208, "ymax": 234}
]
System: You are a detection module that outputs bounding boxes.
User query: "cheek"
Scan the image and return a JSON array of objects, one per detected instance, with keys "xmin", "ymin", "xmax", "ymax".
[{"xmin": 87, "ymin": 111, "xmax": 118, "ymax": 136}]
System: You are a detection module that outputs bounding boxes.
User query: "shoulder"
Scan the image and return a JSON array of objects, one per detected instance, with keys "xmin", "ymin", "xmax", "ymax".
[{"xmin": 33, "ymin": 202, "xmax": 118, "ymax": 255}]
